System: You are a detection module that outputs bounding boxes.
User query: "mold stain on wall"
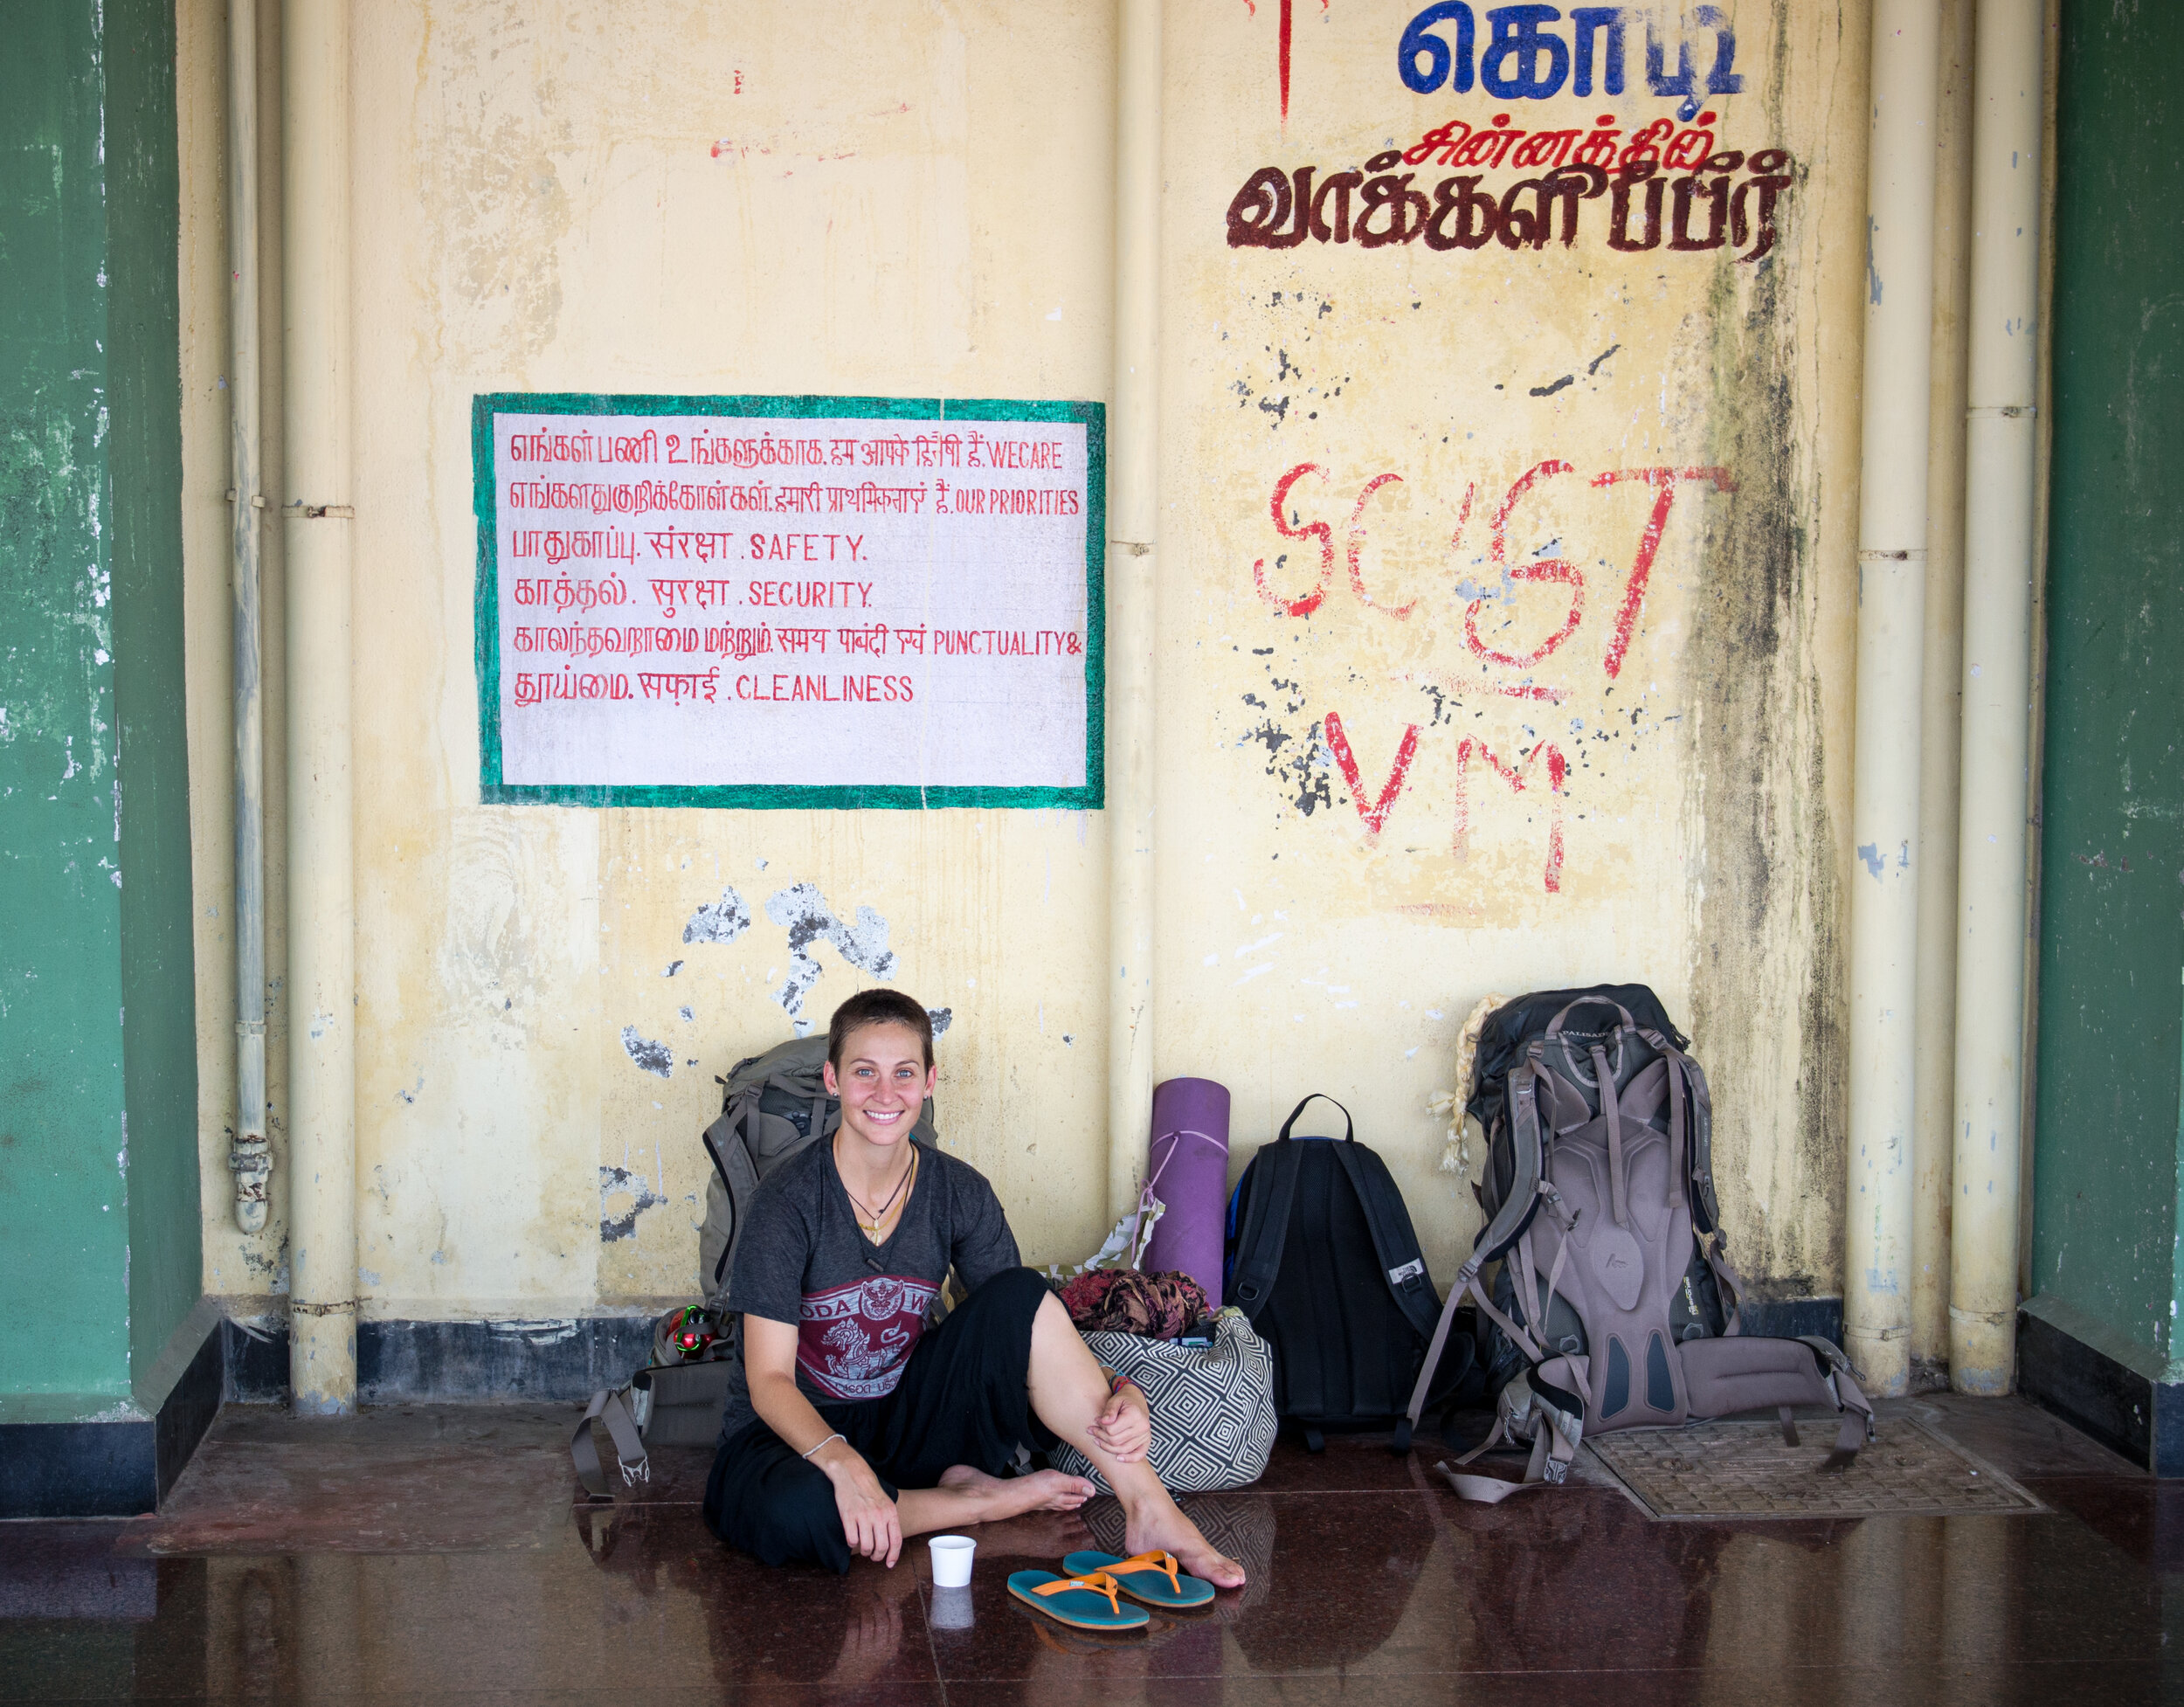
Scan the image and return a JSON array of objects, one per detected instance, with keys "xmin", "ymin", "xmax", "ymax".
[{"xmin": 1685, "ymin": 0, "xmax": 1849, "ymax": 1298}]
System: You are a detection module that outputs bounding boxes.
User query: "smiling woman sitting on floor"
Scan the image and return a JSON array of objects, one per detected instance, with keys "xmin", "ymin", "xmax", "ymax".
[{"xmin": 701, "ymin": 986, "xmax": 1246, "ymax": 1585}]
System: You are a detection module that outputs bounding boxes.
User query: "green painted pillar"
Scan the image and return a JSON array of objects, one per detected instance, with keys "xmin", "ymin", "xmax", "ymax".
[
  {"xmin": 2022, "ymin": 0, "xmax": 2184, "ymax": 1473},
  {"xmin": 0, "ymin": 0, "xmax": 210, "ymax": 1515}
]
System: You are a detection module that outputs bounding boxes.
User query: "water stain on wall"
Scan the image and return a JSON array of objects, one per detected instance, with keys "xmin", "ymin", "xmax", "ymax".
[{"xmin": 416, "ymin": 3, "xmax": 573, "ymax": 369}]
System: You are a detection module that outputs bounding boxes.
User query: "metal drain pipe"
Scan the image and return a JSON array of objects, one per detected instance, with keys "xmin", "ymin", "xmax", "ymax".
[
  {"xmin": 285, "ymin": 0, "xmax": 359, "ymax": 1415},
  {"xmin": 1106, "ymin": 0, "xmax": 1162, "ymax": 1220},
  {"xmin": 1949, "ymin": 0, "xmax": 2045, "ymax": 1396},
  {"xmin": 1845, "ymin": 0, "xmax": 1945, "ymax": 1399},
  {"xmin": 228, "ymin": 0, "xmax": 269, "ymax": 1233}
]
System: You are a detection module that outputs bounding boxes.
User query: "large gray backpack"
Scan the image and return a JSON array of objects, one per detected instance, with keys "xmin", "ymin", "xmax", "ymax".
[
  {"xmin": 696, "ymin": 1035, "xmax": 936, "ymax": 1310},
  {"xmin": 1404, "ymin": 988, "xmax": 1875, "ymax": 1499}
]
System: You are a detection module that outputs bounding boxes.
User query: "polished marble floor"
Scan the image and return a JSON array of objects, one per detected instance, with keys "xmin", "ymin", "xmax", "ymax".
[{"xmin": 2, "ymin": 1392, "xmax": 2178, "ymax": 1704}]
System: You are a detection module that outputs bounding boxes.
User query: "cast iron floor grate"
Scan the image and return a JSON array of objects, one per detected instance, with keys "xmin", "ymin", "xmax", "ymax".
[{"xmin": 1586, "ymin": 1416, "xmax": 2045, "ymax": 1521}]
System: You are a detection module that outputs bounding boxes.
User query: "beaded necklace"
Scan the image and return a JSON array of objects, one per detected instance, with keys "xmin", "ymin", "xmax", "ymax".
[{"xmin": 840, "ymin": 1138, "xmax": 917, "ymax": 1241}]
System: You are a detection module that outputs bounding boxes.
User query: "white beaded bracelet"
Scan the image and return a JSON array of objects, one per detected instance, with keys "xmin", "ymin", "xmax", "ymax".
[{"xmin": 801, "ymin": 1431, "xmax": 846, "ymax": 1461}]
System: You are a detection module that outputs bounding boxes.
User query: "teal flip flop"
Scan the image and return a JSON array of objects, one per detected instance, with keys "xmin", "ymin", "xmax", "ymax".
[
  {"xmin": 1060, "ymin": 1549, "xmax": 1217, "ymax": 1611},
  {"xmin": 1006, "ymin": 1568, "xmax": 1150, "ymax": 1632}
]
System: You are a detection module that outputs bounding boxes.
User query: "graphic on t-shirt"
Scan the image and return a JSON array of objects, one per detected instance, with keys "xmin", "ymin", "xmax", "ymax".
[{"xmin": 798, "ymin": 1274, "xmax": 940, "ymax": 1400}]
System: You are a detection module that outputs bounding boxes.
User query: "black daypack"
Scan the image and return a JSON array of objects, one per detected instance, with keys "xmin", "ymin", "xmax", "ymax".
[{"xmin": 1225, "ymin": 1095, "xmax": 1480, "ymax": 1450}]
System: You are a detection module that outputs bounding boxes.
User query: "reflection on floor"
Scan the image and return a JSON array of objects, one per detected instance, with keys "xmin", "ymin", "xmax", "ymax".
[{"xmin": 2, "ymin": 1393, "xmax": 2179, "ymax": 1704}]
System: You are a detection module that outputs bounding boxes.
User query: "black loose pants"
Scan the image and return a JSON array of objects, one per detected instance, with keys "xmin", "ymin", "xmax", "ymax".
[{"xmin": 703, "ymin": 1265, "xmax": 1055, "ymax": 1572}]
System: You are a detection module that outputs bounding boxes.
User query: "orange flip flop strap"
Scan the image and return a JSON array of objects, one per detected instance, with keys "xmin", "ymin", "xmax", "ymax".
[
  {"xmin": 1103, "ymin": 1551, "xmax": 1183, "ymax": 1594},
  {"xmin": 1034, "ymin": 1570, "xmax": 1123, "ymax": 1617}
]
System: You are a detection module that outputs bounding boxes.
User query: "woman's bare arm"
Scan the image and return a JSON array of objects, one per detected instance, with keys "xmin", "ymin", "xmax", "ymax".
[
  {"xmin": 743, "ymin": 1316, "xmax": 905, "ymax": 1565},
  {"xmin": 743, "ymin": 1317, "xmax": 841, "ymax": 1455}
]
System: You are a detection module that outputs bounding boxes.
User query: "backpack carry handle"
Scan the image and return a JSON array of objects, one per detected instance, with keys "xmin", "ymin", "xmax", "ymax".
[
  {"xmin": 1278, "ymin": 1094, "xmax": 1354, "ymax": 1143},
  {"xmin": 1544, "ymin": 998, "xmax": 1636, "ymax": 1039}
]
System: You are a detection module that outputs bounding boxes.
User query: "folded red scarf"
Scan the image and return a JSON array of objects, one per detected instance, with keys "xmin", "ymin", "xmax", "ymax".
[{"xmin": 1057, "ymin": 1268, "xmax": 1210, "ymax": 1339}]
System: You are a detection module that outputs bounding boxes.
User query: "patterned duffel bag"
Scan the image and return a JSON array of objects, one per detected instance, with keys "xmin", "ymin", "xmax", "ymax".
[{"xmin": 1049, "ymin": 1307, "xmax": 1276, "ymax": 1493}]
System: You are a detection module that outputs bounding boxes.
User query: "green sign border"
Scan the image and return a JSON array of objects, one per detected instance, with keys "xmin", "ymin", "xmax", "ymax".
[{"xmin": 472, "ymin": 392, "xmax": 1106, "ymax": 810}]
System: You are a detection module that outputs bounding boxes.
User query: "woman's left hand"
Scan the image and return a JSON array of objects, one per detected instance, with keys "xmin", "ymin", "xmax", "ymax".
[{"xmin": 1088, "ymin": 1378, "xmax": 1151, "ymax": 1463}]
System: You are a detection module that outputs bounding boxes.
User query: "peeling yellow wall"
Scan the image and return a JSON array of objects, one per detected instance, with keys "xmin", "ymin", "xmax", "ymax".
[{"xmin": 183, "ymin": 1, "xmax": 1874, "ymax": 1324}]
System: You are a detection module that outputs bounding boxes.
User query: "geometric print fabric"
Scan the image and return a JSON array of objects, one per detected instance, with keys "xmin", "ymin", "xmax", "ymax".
[{"xmin": 1048, "ymin": 1310, "xmax": 1276, "ymax": 1493}]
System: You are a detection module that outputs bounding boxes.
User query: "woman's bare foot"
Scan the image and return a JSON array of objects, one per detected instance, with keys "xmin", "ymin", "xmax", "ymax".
[
  {"xmin": 1123, "ymin": 1502, "xmax": 1247, "ymax": 1589},
  {"xmin": 936, "ymin": 1464, "xmax": 1097, "ymax": 1517}
]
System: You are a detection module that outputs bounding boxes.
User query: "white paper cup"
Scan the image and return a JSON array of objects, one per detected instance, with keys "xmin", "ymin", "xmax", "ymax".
[
  {"xmin": 928, "ymin": 1534, "xmax": 976, "ymax": 1588},
  {"xmin": 930, "ymin": 1585, "xmax": 975, "ymax": 1629}
]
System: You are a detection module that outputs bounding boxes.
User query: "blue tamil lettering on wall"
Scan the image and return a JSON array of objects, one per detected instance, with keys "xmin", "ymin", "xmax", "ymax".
[{"xmin": 1400, "ymin": 5, "xmax": 1743, "ymax": 120}]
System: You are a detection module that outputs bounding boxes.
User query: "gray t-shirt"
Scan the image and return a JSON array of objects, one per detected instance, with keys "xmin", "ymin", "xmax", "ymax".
[{"xmin": 717, "ymin": 1136, "xmax": 1021, "ymax": 1438}]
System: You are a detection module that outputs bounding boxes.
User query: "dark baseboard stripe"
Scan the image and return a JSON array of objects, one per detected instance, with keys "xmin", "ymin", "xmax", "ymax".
[
  {"xmin": 2017, "ymin": 1306, "xmax": 2184, "ymax": 1476},
  {"xmin": 154, "ymin": 1323, "xmax": 224, "ymax": 1501},
  {"xmin": 0, "ymin": 1316, "xmax": 224, "ymax": 1519},
  {"xmin": 1738, "ymin": 1296, "xmax": 1844, "ymax": 1345},
  {"xmin": 0, "ymin": 1420, "xmax": 158, "ymax": 1520},
  {"xmin": 358, "ymin": 1316, "xmax": 656, "ymax": 1403},
  {"xmin": 227, "ymin": 1315, "xmax": 657, "ymax": 1406},
  {"xmin": 222, "ymin": 1317, "xmax": 291, "ymax": 1403}
]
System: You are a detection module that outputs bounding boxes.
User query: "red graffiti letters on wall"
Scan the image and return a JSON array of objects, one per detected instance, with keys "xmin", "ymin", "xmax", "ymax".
[
  {"xmin": 1464, "ymin": 458, "xmax": 1584, "ymax": 668},
  {"xmin": 1345, "ymin": 473, "xmax": 1418, "ymax": 618},
  {"xmin": 1248, "ymin": 455, "xmax": 1735, "ymax": 681},
  {"xmin": 1247, "ymin": 453, "xmax": 1738, "ymax": 894},
  {"xmin": 1454, "ymin": 736, "xmax": 1568, "ymax": 893},
  {"xmin": 1243, "ymin": 0, "xmax": 1330, "ymax": 127},
  {"xmin": 1324, "ymin": 710, "xmax": 1420, "ymax": 837},
  {"xmin": 1253, "ymin": 462, "xmax": 1337, "ymax": 615},
  {"xmin": 1591, "ymin": 465, "xmax": 1736, "ymax": 678}
]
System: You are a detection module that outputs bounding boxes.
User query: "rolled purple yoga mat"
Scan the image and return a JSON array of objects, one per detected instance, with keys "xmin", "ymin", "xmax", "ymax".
[{"xmin": 1141, "ymin": 1076, "xmax": 1233, "ymax": 1310}]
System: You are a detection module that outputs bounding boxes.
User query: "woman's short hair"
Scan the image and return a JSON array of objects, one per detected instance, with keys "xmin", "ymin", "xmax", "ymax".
[{"xmin": 826, "ymin": 988, "xmax": 935, "ymax": 1069}]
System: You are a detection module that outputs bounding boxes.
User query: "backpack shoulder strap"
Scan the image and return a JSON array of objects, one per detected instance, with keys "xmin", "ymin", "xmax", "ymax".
[
  {"xmin": 1473, "ymin": 1054, "xmax": 1548, "ymax": 1262},
  {"xmin": 570, "ymin": 1385, "xmax": 649, "ymax": 1500},
  {"xmin": 700, "ymin": 1092, "xmax": 768, "ymax": 1291},
  {"xmin": 1327, "ymin": 1140, "xmax": 1441, "ymax": 1344},
  {"xmin": 1227, "ymin": 1139, "xmax": 1303, "ymax": 1324}
]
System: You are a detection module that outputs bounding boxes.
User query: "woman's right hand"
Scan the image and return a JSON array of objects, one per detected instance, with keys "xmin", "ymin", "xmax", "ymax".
[{"xmin": 818, "ymin": 1441, "xmax": 902, "ymax": 1567}]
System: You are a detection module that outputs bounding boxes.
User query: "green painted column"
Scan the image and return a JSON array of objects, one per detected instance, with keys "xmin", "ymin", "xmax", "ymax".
[
  {"xmin": 2028, "ymin": 2, "xmax": 2184, "ymax": 1385},
  {"xmin": 0, "ymin": 0, "xmax": 201, "ymax": 1439}
]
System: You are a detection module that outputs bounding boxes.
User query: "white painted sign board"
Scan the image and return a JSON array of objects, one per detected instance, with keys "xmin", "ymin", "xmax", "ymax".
[{"xmin": 473, "ymin": 396, "xmax": 1103, "ymax": 808}]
